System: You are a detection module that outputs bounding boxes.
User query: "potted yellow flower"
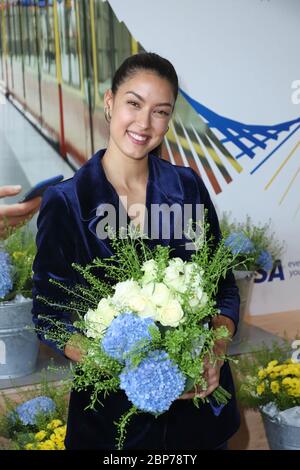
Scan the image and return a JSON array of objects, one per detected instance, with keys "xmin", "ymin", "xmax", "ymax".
[
  {"xmin": 0, "ymin": 378, "xmax": 68, "ymax": 450},
  {"xmin": 234, "ymin": 340, "xmax": 300, "ymax": 449},
  {"xmin": 0, "ymin": 226, "xmax": 38, "ymax": 378}
]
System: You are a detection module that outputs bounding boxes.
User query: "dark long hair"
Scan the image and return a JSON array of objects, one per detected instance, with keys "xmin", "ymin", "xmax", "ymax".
[{"xmin": 111, "ymin": 52, "xmax": 178, "ymax": 156}]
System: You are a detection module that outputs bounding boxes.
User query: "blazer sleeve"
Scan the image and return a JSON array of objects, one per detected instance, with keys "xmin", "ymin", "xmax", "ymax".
[
  {"xmin": 191, "ymin": 170, "xmax": 240, "ymax": 334},
  {"xmin": 32, "ymin": 186, "xmax": 78, "ymax": 355}
]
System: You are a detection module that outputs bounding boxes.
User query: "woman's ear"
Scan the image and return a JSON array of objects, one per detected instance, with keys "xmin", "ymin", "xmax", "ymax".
[{"xmin": 104, "ymin": 89, "xmax": 114, "ymax": 111}]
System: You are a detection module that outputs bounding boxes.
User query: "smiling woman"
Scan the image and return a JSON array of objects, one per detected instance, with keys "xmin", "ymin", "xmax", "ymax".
[{"xmin": 32, "ymin": 52, "xmax": 240, "ymax": 450}]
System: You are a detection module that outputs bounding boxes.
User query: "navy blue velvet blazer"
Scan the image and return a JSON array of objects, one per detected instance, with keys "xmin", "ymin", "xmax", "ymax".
[{"xmin": 32, "ymin": 149, "xmax": 240, "ymax": 450}]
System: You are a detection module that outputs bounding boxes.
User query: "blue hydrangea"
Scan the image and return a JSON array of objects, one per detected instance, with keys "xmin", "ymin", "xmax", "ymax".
[
  {"xmin": 101, "ymin": 312, "xmax": 158, "ymax": 362},
  {"xmin": 0, "ymin": 251, "xmax": 13, "ymax": 299},
  {"xmin": 14, "ymin": 396, "xmax": 56, "ymax": 425},
  {"xmin": 120, "ymin": 350, "xmax": 186, "ymax": 414},
  {"xmin": 224, "ymin": 232, "xmax": 254, "ymax": 255},
  {"xmin": 256, "ymin": 250, "xmax": 273, "ymax": 271}
]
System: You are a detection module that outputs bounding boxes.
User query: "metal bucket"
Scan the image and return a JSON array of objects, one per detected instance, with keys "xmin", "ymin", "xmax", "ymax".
[
  {"xmin": 232, "ymin": 270, "xmax": 255, "ymax": 345},
  {"xmin": 0, "ymin": 298, "xmax": 39, "ymax": 379},
  {"xmin": 262, "ymin": 413, "xmax": 300, "ymax": 450}
]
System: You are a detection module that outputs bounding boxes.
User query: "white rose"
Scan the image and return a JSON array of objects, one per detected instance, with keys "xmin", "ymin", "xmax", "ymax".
[
  {"xmin": 112, "ymin": 280, "xmax": 141, "ymax": 306},
  {"xmin": 157, "ymin": 298, "xmax": 185, "ymax": 327},
  {"xmin": 164, "ymin": 260, "xmax": 186, "ymax": 293},
  {"xmin": 169, "ymin": 258, "xmax": 185, "ymax": 270},
  {"xmin": 127, "ymin": 293, "xmax": 147, "ymax": 313},
  {"xmin": 141, "ymin": 282, "xmax": 172, "ymax": 307},
  {"xmin": 188, "ymin": 288, "xmax": 208, "ymax": 309},
  {"xmin": 141, "ymin": 259, "xmax": 158, "ymax": 284},
  {"xmin": 84, "ymin": 298, "xmax": 117, "ymax": 339},
  {"xmin": 137, "ymin": 299, "xmax": 157, "ymax": 320}
]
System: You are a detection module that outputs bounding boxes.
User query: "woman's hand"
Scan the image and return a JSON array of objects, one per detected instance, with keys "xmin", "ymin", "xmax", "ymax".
[
  {"xmin": 178, "ymin": 315, "xmax": 235, "ymax": 400},
  {"xmin": 178, "ymin": 353, "xmax": 224, "ymax": 400},
  {"xmin": 64, "ymin": 334, "xmax": 87, "ymax": 362},
  {"xmin": 0, "ymin": 185, "xmax": 41, "ymax": 239}
]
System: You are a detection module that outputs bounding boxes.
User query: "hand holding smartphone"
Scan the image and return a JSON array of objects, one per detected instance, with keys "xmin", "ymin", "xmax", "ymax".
[{"xmin": 19, "ymin": 175, "xmax": 64, "ymax": 203}]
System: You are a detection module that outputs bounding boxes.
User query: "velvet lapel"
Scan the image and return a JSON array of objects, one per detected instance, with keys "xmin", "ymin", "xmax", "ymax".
[{"xmin": 73, "ymin": 149, "xmax": 186, "ymax": 247}]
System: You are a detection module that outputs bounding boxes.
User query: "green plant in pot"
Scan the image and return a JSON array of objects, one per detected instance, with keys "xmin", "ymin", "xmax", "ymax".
[{"xmin": 220, "ymin": 214, "xmax": 284, "ymax": 344}]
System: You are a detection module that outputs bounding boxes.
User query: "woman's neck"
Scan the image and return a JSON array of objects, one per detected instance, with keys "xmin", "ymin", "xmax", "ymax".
[{"xmin": 102, "ymin": 143, "xmax": 149, "ymax": 190}]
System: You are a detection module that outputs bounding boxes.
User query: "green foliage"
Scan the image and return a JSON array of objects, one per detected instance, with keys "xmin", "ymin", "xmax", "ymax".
[{"xmin": 1, "ymin": 226, "xmax": 36, "ymax": 301}]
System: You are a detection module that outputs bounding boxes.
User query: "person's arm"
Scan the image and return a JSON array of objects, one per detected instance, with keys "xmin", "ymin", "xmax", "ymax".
[
  {"xmin": 0, "ymin": 185, "xmax": 41, "ymax": 239},
  {"xmin": 32, "ymin": 186, "xmax": 79, "ymax": 357}
]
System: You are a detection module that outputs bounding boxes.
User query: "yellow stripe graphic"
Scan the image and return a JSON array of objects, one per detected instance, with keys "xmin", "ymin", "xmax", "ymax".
[
  {"xmin": 265, "ymin": 140, "xmax": 300, "ymax": 190},
  {"xmin": 279, "ymin": 164, "xmax": 300, "ymax": 205}
]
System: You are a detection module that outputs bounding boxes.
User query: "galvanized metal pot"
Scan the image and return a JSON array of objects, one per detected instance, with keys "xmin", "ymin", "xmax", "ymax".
[
  {"xmin": 262, "ymin": 413, "xmax": 300, "ymax": 450},
  {"xmin": 0, "ymin": 298, "xmax": 39, "ymax": 379},
  {"xmin": 232, "ymin": 270, "xmax": 255, "ymax": 345}
]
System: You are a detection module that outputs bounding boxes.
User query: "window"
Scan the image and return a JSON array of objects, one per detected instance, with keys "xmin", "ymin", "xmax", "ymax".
[
  {"xmin": 94, "ymin": 1, "xmax": 131, "ymax": 96},
  {"xmin": 38, "ymin": 1, "xmax": 56, "ymax": 75},
  {"xmin": 57, "ymin": 0, "xmax": 80, "ymax": 87}
]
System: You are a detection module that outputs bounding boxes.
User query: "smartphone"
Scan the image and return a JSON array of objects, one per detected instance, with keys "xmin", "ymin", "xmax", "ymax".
[{"xmin": 19, "ymin": 175, "xmax": 64, "ymax": 203}]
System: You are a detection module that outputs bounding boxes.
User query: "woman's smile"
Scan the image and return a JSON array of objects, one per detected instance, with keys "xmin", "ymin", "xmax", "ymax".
[{"xmin": 126, "ymin": 130, "xmax": 151, "ymax": 145}]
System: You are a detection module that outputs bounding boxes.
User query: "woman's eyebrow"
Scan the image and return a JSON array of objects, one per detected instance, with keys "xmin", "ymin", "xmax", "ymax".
[{"xmin": 125, "ymin": 91, "xmax": 173, "ymax": 107}]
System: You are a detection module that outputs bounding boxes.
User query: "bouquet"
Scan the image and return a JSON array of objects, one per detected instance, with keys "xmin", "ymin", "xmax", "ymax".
[
  {"xmin": 38, "ymin": 222, "xmax": 243, "ymax": 449},
  {"xmin": 220, "ymin": 213, "xmax": 284, "ymax": 272}
]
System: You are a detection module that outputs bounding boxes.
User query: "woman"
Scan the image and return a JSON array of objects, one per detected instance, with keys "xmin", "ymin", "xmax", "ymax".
[{"xmin": 32, "ymin": 52, "xmax": 240, "ymax": 450}]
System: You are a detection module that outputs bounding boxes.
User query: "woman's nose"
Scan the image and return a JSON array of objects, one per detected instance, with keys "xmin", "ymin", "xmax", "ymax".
[{"xmin": 136, "ymin": 110, "xmax": 151, "ymax": 129}]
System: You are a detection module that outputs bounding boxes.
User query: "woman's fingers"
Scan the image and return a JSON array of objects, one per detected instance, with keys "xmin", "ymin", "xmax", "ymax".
[
  {"xmin": 0, "ymin": 185, "xmax": 22, "ymax": 198},
  {"xmin": 178, "ymin": 361, "xmax": 221, "ymax": 400},
  {"xmin": 0, "ymin": 197, "xmax": 41, "ymax": 218}
]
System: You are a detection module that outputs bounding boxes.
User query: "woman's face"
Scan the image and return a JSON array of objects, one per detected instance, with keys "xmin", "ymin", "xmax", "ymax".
[{"xmin": 105, "ymin": 71, "xmax": 175, "ymax": 161}]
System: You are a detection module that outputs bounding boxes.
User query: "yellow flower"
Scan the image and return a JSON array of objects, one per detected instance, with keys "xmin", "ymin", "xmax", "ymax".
[
  {"xmin": 258, "ymin": 368, "xmax": 267, "ymax": 380},
  {"xmin": 47, "ymin": 419, "xmax": 63, "ymax": 430},
  {"xmin": 25, "ymin": 443, "xmax": 35, "ymax": 450},
  {"xmin": 267, "ymin": 360, "xmax": 278, "ymax": 368},
  {"xmin": 37, "ymin": 439, "xmax": 56, "ymax": 450},
  {"xmin": 270, "ymin": 381, "xmax": 280, "ymax": 394},
  {"xmin": 256, "ymin": 383, "xmax": 265, "ymax": 395},
  {"xmin": 53, "ymin": 425, "xmax": 66, "ymax": 438},
  {"xmin": 56, "ymin": 442, "xmax": 65, "ymax": 450},
  {"xmin": 35, "ymin": 430, "xmax": 48, "ymax": 442}
]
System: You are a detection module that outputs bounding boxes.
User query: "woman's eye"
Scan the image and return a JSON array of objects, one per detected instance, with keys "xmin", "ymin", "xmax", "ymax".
[
  {"xmin": 155, "ymin": 110, "xmax": 170, "ymax": 117},
  {"xmin": 128, "ymin": 101, "xmax": 139, "ymax": 108}
]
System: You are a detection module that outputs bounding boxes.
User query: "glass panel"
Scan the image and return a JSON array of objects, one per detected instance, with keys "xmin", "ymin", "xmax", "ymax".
[
  {"xmin": 21, "ymin": 4, "xmax": 30, "ymax": 65},
  {"xmin": 38, "ymin": 0, "xmax": 56, "ymax": 75},
  {"xmin": 26, "ymin": 5, "xmax": 38, "ymax": 67},
  {"xmin": 95, "ymin": 1, "xmax": 131, "ymax": 96},
  {"xmin": 6, "ymin": 3, "xmax": 13, "ymax": 57},
  {"xmin": 111, "ymin": 13, "xmax": 131, "ymax": 71},
  {"xmin": 57, "ymin": 0, "xmax": 80, "ymax": 87}
]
